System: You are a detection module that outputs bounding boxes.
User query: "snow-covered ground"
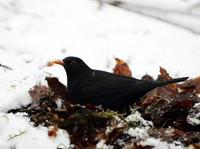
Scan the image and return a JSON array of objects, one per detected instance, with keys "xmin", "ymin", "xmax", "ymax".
[
  {"xmin": 0, "ymin": 0, "xmax": 200, "ymax": 148},
  {"xmin": 0, "ymin": 113, "xmax": 70, "ymax": 149},
  {"xmin": 103, "ymin": 0, "xmax": 200, "ymax": 34}
]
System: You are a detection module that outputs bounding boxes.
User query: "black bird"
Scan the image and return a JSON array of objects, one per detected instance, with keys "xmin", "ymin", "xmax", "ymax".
[{"xmin": 54, "ymin": 56, "xmax": 188, "ymax": 110}]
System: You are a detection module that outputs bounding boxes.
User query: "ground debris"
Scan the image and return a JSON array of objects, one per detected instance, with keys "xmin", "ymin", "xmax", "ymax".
[
  {"xmin": 140, "ymin": 79, "xmax": 200, "ymax": 132},
  {"xmin": 148, "ymin": 127, "xmax": 200, "ymax": 146},
  {"xmin": 178, "ymin": 76, "xmax": 200, "ymax": 94},
  {"xmin": 187, "ymin": 102, "xmax": 200, "ymax": 126},
  {"xmin": 45, "ymin": 77, "xmax": 72, "ymax": 101},
  {"xmin": 7, "ymin": 60, "xmax": 200, "ymax": 148},
  {"xmin": 8, "ymin": 78, "xmax": 121, "ymax": 148},
  {"xmin": 28, "ymin": 85, "xmax": 51, "ymax": 101},
  {"xmin": 6, "ymin": 77, "xmax": 156, "ymax": 148}
]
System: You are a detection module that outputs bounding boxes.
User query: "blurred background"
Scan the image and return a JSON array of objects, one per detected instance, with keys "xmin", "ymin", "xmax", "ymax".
[{"xmin": 1, "ymin": 0, "xmax": 200, "ymax": 79}]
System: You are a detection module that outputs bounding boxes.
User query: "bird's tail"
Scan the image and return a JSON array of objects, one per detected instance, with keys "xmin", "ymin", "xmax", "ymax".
[{"xmin": 155, "ymin": 77, "xmax": 188, "ymax": 87}]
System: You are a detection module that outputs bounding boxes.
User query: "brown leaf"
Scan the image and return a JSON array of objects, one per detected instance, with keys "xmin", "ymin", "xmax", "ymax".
[
  {"xmin": 158, "ymin": 66, "xmax": 172, "ymax": 80},
  {"xmin": 141, "ymin": 86, "xmax": 196, "ymax": 128},
  {"xmin": 157, "ymin": 67, "xmax": 178, "ymax": 92},
  {"xmin": 188, "ymin": 144, "xmax": 200, "ymax": 149},
  {"xmin": 48, "ymin": 125, "xmax": 58, "ymax": 137},
  {"xmin": 113, "ymin": 58, "xmax": 132, "ymax": 77},
  {"xmin": 105, "ymin": 127, "xmax": 125, "ymax": 144},
  {"xmin": 141, "ymin": 74, "xmax": 154, "ymax": 81},
  {"xmin": 178, "ymin": 76, "xmax": 200, "ymax": 93},
  {"xmin": 45, "ymin": 77, "xmax": 71, "ymax": 101},
  {"xmin": 141, "ymin": 87, "xmax": 173, "ymax": 108}
]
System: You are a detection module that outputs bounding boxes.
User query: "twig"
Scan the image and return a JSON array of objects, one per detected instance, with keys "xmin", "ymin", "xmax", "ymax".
[
  {"xmin": 0, "ymin": 63, "xmax": 13, "ymax": 70},
  {"xmin": 161, "ymin": 119, "xmax": 169, "ymax": 128},
  {"xmin": 8, "ymin": 130, "xmax": 27, "ymax": 141}
]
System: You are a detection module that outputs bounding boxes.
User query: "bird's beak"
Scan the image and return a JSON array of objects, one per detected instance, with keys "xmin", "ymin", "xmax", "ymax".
[{"xmin": 47, "ymin": 59, "xmax": 64, "ymax": 66}]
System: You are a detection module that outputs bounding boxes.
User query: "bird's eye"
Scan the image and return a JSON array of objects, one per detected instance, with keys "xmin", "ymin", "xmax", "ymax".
[{"xmin": 71, "ymin": 60, "xmax": 76, "ymax": 65}]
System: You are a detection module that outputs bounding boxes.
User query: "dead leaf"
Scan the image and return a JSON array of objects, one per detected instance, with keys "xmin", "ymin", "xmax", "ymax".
[
  {"xmin": 45, "ymin": 77, "xmax": 71, "ymax": 101},
  {"xmin": 157, "ymin": 67, "xmax": 178, "ymax": 92},
  {"xmin": 48, "ymin": 125, "xmax": 58, "ymax": 137},
  {"xmin": 141, "ymin": 86, "xmax": 196, "ymax": 129},
  {"xmin": 141, "ymin": 74, "xmax": 154, "ymax": 81},
  {"xmin": 113, "ymin": 58, "xmax": 132, "ymax": 77},
  {"xmin": 178, "ymin": 76, "xmax": 200, "ymax": 93}
]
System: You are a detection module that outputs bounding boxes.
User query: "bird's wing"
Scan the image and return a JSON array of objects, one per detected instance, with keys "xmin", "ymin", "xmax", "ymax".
[{"xmin": 78, "ymin": 70, "xmax": 152, "ymax": 98}]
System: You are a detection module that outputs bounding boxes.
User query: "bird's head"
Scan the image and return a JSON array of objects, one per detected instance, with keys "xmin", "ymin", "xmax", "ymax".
[
  {"xmin": 48, "ymin": 56, "xmax": 91, "ymax": 77},
  {"xmin": 62, "ymin": 57, "xmax": 91, "ymax": 77}
]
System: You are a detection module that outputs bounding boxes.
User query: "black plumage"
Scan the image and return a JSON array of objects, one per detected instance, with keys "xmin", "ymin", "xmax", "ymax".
[{"xmin": 61, "ymin": 56, "xmax": 188, "ymax": 110}]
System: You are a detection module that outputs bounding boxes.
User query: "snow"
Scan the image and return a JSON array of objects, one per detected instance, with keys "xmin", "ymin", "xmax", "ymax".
[
  {"xmin": 96, "ymin": 139, "xmax": 113, "ymax": 149},
  {"xmin": 0, "ymin": 0, "xmax": 200, "ymax": 148},
  {"xmin": 187, "ymin": 102, "xmax": 200, "ymax": 126},
  {"xmin": 187, "ymin": 112, "xmax": 200, "ymax": 125},
  {"xmin": 125, "ymin": 111, "xmax": 152, "ymax": 139},
  {"xmin": 0, "ymin": 113, "xmax": 70, "ymax": 149},
  {"xmin": 141, "ymin": 138, "xmax": 185, "ymax": 149},
  {"xmin": 125, "ymin": 111, "xmax": 152, "ymax": 126}
]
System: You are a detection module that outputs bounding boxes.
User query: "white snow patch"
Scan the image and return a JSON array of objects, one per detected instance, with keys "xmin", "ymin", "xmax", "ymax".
[
  {"xmin": 141, "ymin": 137, "xmax": 185, "ymax": 149},
  {"xmin": 125, "ymin": 111, "xmax": 152, "ymax": 139},
  {"xmin": 187, "ymin": 102, "xmax": 200, "ymax": 126},
  {"xmin": 127, "ymin": 127, "xmax": 149, "ymax": 139},
  {"xmin": 126, "ymin": 111, "xmax": 152, "ymax": 126},
  {"xmin": 96, "ymin": 139, "xmax": 113, "ymax": 149},
  {"xmin": 193, "ymin": 102, "xmax": 200, "ymax": 108},
  {"xmin": 0, "ymin": 113, "xmax": 70, "ymax": 149},
  {"xmin": 187, "ymin": 113, "xmax": 200, "ymax": 126}
]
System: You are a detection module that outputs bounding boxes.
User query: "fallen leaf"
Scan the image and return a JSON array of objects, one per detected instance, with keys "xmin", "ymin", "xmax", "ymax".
[
  {"xmin": 157, "ymin": 67, "xmax": 178, "ymax": 92},
  {"xmin": 141, "ymin": 74, "xmax": 154, "ymax": 81},
  {"xmin": 48, "ymin": 125, "xmax": 58, "ymax": 137},
  {"xmin": 113, "ymin": 58, "xmax": 132, "ymax": 77},
  {"xmin": 45, "ymin": 77, "xmax": 71, "ymax": 101},
  {"xmin": 178, "ymin": 76, "xmax": 200, "ymax": 93}
]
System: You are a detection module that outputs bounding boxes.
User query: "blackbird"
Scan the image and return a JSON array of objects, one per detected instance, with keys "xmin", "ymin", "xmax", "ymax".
[{"xmin": 53, "ymin": 56, "xmax": 188, "ymax": 110}]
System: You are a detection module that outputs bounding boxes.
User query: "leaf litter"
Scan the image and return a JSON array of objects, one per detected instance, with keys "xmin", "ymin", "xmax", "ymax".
[{"xmin": 7, "ymin": 58, "xmax": 200, "ymax": 148}]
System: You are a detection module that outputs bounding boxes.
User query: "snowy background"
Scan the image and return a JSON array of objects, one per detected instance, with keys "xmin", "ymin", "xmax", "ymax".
[{"xmin": 0, "ymin": 0, "xmax": 200, "ymax": 148}]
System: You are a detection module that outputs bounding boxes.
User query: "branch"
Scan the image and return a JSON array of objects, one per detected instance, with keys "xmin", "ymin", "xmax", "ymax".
[{"xmin": 0, "ymin": 63, "xmax": 13, "ymax": 70}]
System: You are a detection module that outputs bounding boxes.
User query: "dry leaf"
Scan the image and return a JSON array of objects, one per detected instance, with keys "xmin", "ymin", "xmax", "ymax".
[
  {"xmin": 48, "ymin": 125, "xmax": 58, "ymax": 137},
  {"xmin": 45, "ymin": 77, "xmax": 71, "ymax": 101},
  {"xmin": 178, "ymin": 76, "xmax": 200, "ymax": 93},
  {"xmin": 113, "ymin": 58, "xmax": 132, "ymax": 77},
  {"xmin": 157, "ymin": 67, "xmax": 178, "ymax": 92}
]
